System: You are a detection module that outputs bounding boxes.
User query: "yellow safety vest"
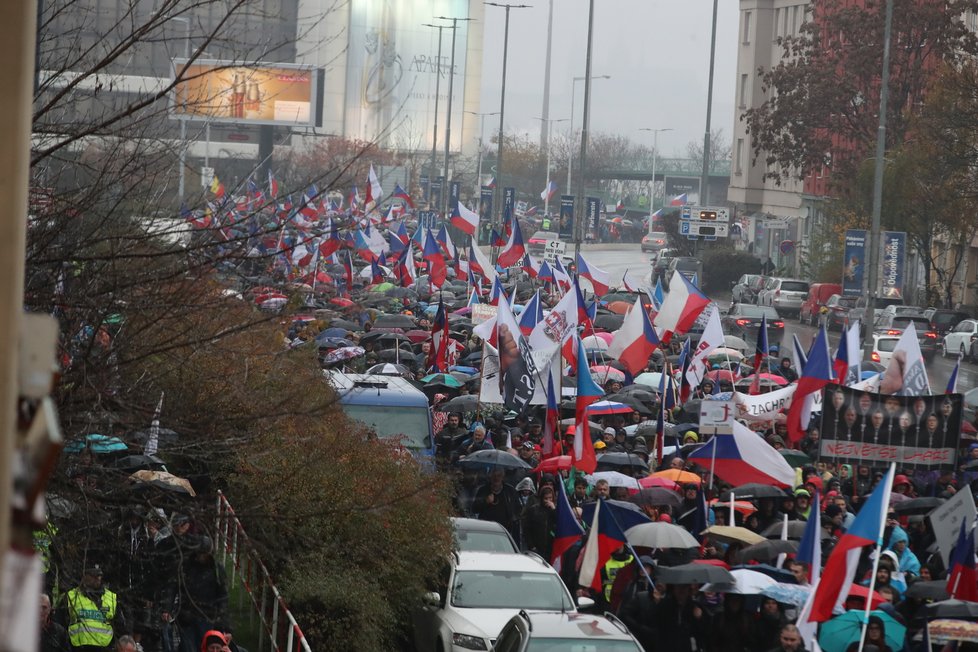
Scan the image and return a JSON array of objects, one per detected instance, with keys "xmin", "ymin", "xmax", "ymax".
[
  {"xmin": 603, "ymin": 555, "xmax": 633, "ymax": 602},
  {"xmin": 66, "ymin": 588, "xmax": 116, "ymax": 648}
]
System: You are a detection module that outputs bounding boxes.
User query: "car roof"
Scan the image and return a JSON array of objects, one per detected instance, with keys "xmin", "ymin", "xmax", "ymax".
[
  {"xmin": 530, "ymin": 231, "xmax": 558, "ymax": 238},
  {"xmin": 452, "ymin": 517, "xmax": 510, "ymax": 534},
  {"xmin": 517, "ymin": 611, "xmax": 635, "ymax": 640},
  {"xmin": 454, "ymin": 551, "xmax": 556, "ymax": 573},
  {"xmin": 326, "ymin": 371, "xmax": 429, "ymax": 408}
]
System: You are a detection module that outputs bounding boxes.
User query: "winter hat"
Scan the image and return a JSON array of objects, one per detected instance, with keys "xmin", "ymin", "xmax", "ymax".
[{"xmin": 515, "ymin": 477, "xmax": 536, "ymax": 493}]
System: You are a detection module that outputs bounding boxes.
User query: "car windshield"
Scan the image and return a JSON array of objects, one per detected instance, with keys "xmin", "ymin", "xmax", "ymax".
[
  {"xmin": 451, "ymin": 570, "xmax": 573, "ymax": 610},
  {"xmin": 733, "ymin": 305, "xmax": 780, "ymax": 318},
  {"xmin": 891, "ymin": 316, "xmax": 930, "ymax": 329},
  {"xmin": 876, "ymin": 338, "xmax": 898, "ymax": 352},
  {"xmin": 340, "ymin": 404, "xmax": 431, "ymax": 450},
  {"xmin": 453, "ymin": 530, "xmax": 517, "ymax": 553},
  {"xmin": 674, "ymin": 259, "xmax": 700, "ymax": 271},
  {"xmin": 780, "ymin": 281, "xmax": 809, "ymax": 292},
  {"xmin": 527, "ymin": 639, "xmax": 641, "ymax": 651},
  {"xmin": 531, "ymin": 232, "xmax": 558, "ymax": 241},
  {"xmin": 648, "ymin": 232, "xmax": 667, "ymax": 239},
  {"xmin": 932, "ymin": 312, "xmax": 967, "ymax": 326}
]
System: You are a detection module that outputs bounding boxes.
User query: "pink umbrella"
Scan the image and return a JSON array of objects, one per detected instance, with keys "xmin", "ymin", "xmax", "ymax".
[
  {"xmin": 590, "ymin": 366, "xmax": 625, "ymax": 382},
  {"xmin": 452, "ymin": 307, "xmax": 473, "ymax": 316},
  {"xmin": 594, "ymin": 331, "xmax": 614, "ymax": 344},
  {"xmin": 638, "ymin": 476, "xmax": 681, "ymax": 490}
]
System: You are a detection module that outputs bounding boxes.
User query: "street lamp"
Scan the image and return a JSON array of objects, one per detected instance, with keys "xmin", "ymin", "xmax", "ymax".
[
  {"xmin": 486, "ymin": 2, "xmax": 530, "ymax": 255},
  {"xmin": 435, "ymin": 15, "xmax": 474, "ymax": 218},
  {"xmin": 699, "ymin": 0, "xmax": 719, "ymax": 206},
  {"xmin": 534, "ymin": 117, "xmax": 568, "ymax": 216},
  {"xmin": 566, "ymin": 74, "xmax": 610, "ymax": 195},
  {"xmin": 639, "ymin": 127, "xmax": 672, "ymax": 229},
  {"xmin": 169, "ymin": 16, "xmax": 191, "ymax": 202},
  {"xmin": 466, "ymin": 110, "xmax": 500, "ymax": 212},
  {"xmin": 574, "ymin": 0, "xmax": 598, "ymax": 261},
  {"xmin": 422, "ymin": 23, "xmax": 446, "ymax": 201}
]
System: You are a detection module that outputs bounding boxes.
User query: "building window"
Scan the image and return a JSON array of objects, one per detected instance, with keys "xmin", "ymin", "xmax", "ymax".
[
  {"xmin": 783, "ymin": 9, "xmax": 790, "ymax": 37},
  {"xmin": 739, "ymin": 73, "xmax": 749, "ymax": 108},
  {"xmin": 774, "ymin": 8, "xmax": 781, "ymax": 38},
  {"xmin": 743, "ymin": 11, "xmax": 752, "ymax": 44},
  {"xmin": 736, "ymin": 138, "xmax": 745, "ymax": 175},
  {"xmin": 791, "ymin": 6, "xmax": 799, "ymax": 34}
]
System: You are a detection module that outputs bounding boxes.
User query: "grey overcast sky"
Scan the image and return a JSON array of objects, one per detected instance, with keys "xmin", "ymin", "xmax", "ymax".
[{"xmin": 478, "ymin": 0, "xmax": 740, "ymax": 158}]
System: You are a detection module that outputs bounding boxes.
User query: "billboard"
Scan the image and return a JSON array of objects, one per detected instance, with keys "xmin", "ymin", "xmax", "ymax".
[
  {"xmin": 345, "ymin": 1, "xmax": 470, "ymax": 150},
  {"xmin": 842, "ymin": 229, "xmax": 867, "ymax": 297},
  {"xmin": 880, "ymin": 231, "xmax": 907, "ymax": 299},
  {"xmin": 503, "ymin": 187, "xmax": 516, "ymax": 223},
  {"xmin": 586, "ymin": 197, "xmax": 601, "ymax": 234},
  {"xmin": 171, "ymin": 60, "xmax": 319, "ymax": 126},
  {"xmin": 819, "ymin": 384, "xmax": 961, "ymax": 471},
  {"xmin": 479, "ymin": 187, "xmax": 493, "ymax": 226},
  {"xmin": 559, "ymin": 195, "xmax": 575, "ymax": 239}
]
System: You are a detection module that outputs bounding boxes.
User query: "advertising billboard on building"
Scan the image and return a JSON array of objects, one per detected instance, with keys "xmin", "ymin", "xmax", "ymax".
[
  {"xmin": 479, "ymin": 187, "xmax": 493, "ymax": 224},
  {"xmin": 345, "ymin": 1, "xmax": 470, "ymax": 150},
  {"xmin": 171, "ymin": 60, "xmax": 319, "ymax": 126},
  {"xmin": 559, "ymin": 195, "xmax": 575, "ymax": 239},
  {"xmin": 880, "ymin": 231, "xmax": 907, "ymax": 299},
  {"xmin": 503, "ymin": 187, "xmax": 516, "ymax": 223},
  {"xmin": 586, "ymin": 197, "xmax": 601, "ymax": 234},
  {"xmin": 842, "ymin": 229, "xmax": 867, "ymax": 297}
]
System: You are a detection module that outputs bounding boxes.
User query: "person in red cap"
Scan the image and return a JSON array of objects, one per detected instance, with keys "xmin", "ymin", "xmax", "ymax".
[
  {"xmin": 199, "ymin": 631, "xmax": 228, "ymax": 652},
  {"xmin": 892, "ymin": 474, "xmax": 914, "ymax": 497}
]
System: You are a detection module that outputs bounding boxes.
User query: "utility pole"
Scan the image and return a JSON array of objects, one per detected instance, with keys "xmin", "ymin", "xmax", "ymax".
[
  {"xmin": 567, "ymin": 74, "xmax": 610, "ymax": 199},
  {"xmin": 639, "ymin": 127, "xmax": 672, "ymax": 233},
  {"xmin": 574, "ymin": 0, "xmax": 597, "ymax": 262},
  {"xmin": 467, "ymin": 110, "xmax": 499, "ymax": 214},
  {"xmin": 535, "ymin": 117, "xmax": 567, "ymax": 217},
  {"xmin": 486, "ymin": 2, "xmax": 530, "ymax": 261},
  {"xmin": 699, "ymin": 0, "xmax": 719, "ymax": 206},
  {"xmin": 539, "ymin": 0, "xmax": 555, "ymax": 151},
  {"xmin": 864, "ymin": 0, "xmax": 894, "ymax": 357},
  {"xmin": 422, "ymin": 23, "xmax": 445, "ymax": 202},
  {"xmin": 436, "ymin": 15, "xmax": 474, "ymax": 219}
]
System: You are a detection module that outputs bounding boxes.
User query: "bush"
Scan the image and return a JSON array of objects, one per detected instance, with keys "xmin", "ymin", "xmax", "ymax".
[{"xmin": 700, "ymin": 249, "xmax": 760, "ymax": 294}]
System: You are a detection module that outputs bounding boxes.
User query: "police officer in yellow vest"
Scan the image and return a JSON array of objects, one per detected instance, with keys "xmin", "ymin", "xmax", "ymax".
[
  {"xmin": 65, "ymin": 566, "xmax": 126, "ymax": 652},
  {"xmin": 602, "ymin": 547, "xmax": 634, "ymax": 603}
]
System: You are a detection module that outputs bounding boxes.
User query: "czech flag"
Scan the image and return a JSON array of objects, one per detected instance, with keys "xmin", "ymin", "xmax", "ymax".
[
  {"xmin": 543, "ymin": 372, "xmax": 560, "ymax": 456},
  {"xmin": 653, "ymin": 271, "xmax": 711, "ymax": 343},
  {"xmin": 389, "ymin": 221, "xmax": 409, "ymax": 253},
  {"xmin": 342, "ymin": 250, "xmax": 355, "ymax": 297},
  {"xmin": 428, "ymin": 298, "xmax": 450, "ymax": 372},
  {"xmin": 607, "ymin": 297, "xmax": 660, "ymax": 375},
  {"xmin": 551, "ymin": 478, "xmax": 584, "ymax": 571},
  {"xmin": 621, "ymin": 269, "xmax": 644, "ymax": 293},
  {"xmin": 488, "ymin": 276, "xmax": 507, "ymax": 307},
  {"xmin": 393, "ymin": 183, "xmax": 414, "ymax": 209},
  {"xmin": 572, "ymin": 336, "xmax": 604, "ymax": 474},
  {"xmin": 540, "ymin": 180, "xmax": 558, "ymax": 202},
  {"xmin": 521, "ymin": 253, "xmax": 539, "ymax": 278},
  {"xmin": 370, "ymin": 258, "xmax": 385, "ymax": 285},
  {"xmin": 422, "ymin": 232, "xmax": 447, "ymax": 288},
  {"xmin": 806, "ymin": 465, "xmax": 894, "ymax": 622},
  {"xmin": 267, "ymin": 169, "xmax": 279, "ymax": 199},
  {"xmin": 946, "ymin": 517, "xmax": 978, "ymax": 601},
  {"xmin": 436, "ymin": 223, "xmax": 457, "ymax": 260},
  {"xmin": 577, "ymin": 500, "xmax": 629, "ymax": 591},
  {"xmin": 947, "ymin": 354, "xmax": 962, "ymax": 395},
  {"xmin": 469, "ymin": 241, "xmax": 498, "ymax": 284},
  {"xmin": 517, "ymin": 290, "xmax": 544, "ymax": 336},
  {"xmin": 354, "ymin": 229, "xmax": 376, "ymax": 263},
  {"xmin": 576, "ymin": 254, "xmax": 611, "ymax": 297},
  {"xmin": 450, "ymin": 199, "xmax": 481, "ymax": 236},
  {"xmin": 688, "ymin": 419, "xmax": 797, "ymax": 488},
  {"xmin": 365, "ymin": 164, "xmax": 383, "ymax": 209},
  {"xmin": 497, "ymin": 217, "xmax": 527, "ymax": 267},
  {"xmin": 396, "ymin": 242, "xmax": 416, "ymax": 286},
  {"xmin": 490, "ymin": 228, "xmax": 506, "ymax": 248},
  {"xmin": 537, "ymin": 260, "xmax": 554, "ymax": 284},
  {"xmin": 467, "ymin": 267, "xmax": 482, "ymax": 296},
  {"xmin": 786, "ymin": 326, "xmax": 834, "ymax": 443},
  {"xmin": 467, "ymin": 287, "xmax": 481, "ymax": 308},
  {"xmin": 670, "ymin": 192, "xmax": 688, "ymax": 206}
]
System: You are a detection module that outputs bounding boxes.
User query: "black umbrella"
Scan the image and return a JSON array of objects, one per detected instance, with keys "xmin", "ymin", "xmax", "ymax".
[
  {"xmin": 360, "ymin": 331, "xmax": 411, "ymax": 346},
  {"xmin": 459, "ymin": 449, "xmax": 532, "ymax": 470},
  {"xmin": 594, "ymin": 314, "xmax": 624, "ymax": 331},
  {"xmin": 905, "ymin": 580, "xmax": 949, "ymax": 601},
  {"xmin": 892, "ymin": 497, "xmax": 945, "ymax": 515},
  {"xmin": 735, "ymin": 539, "xmax": 799, "ymax": 564},
  {"xmin": 596, "ymin": 452, "xmax": 649, "ymax": 472},
  {"xmin": 604, "ymin": 394, "xmax": 653, "ymax": 415},
  {"xmin": 721, "ymin": 484, "xmax": 789, "ymax": 501},
  {"xmin": 130, "ymin": 427, "xmax": 179, "ymax": 446},
  {"xmin": 761, "ymin": 521, "xmax": 830, "ymax": 540},
  {"xmin": 329, "ymin": 319, "xmax": 360, "ymax": 331},
  {"xmin": 608, "ymin": 390, "xmax": 656, "ymax": 404},
  {"xmin": 374, "ymin": 314, "xmax": 416, "ymax": 329},
  {"xmin": 630, "ymin": 487, "xmax": 682, "ymax": 508},
  {"xmin": 385, "ymin": 287, "xmax": 418, "ymax": 298},
  {"xmin": 376, "ymin": 349, "xmax": 418, "ymax": 365},
  {"xmin": 316, "ymin": 336, "xmax": 355, "ymax": 350},
  {"xmin": 656, "ymin": 563, "xmax": 734, "ymax": 585},
  {"xmin": 436, "ymin": 395, "xmax": 481, "ymax": 412},
  {"xmin": 112, "ymin": 454, "xmax": 167, "ymax": 472},
  {"xmin": 923, "ymin": 599, "xmax": 978, "ymax": 619}
]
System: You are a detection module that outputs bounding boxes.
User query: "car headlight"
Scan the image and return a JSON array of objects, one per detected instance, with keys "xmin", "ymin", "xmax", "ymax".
[{"xmin": 452, "ymin": 633, "xmax": 488, "ymax": 650}]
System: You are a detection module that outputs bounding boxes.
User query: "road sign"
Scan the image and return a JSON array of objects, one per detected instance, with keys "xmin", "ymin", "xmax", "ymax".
[
  {"xmin": 681, "ymin": 205, "xmax": 730, "ymax": 222},
  {"xmin": 688, "ymin": 222, "xmax": 729, "ymax": 238},
  {"xmin": 200, "ymin": 166, "xmax": 215, "ymax": 189},
  {"xmin": 543, "ymin": 239, "xmax": 566, "ymax": 262},
  {"xmin": 680, "ymin": 221, "xmax": 691, "ymax": 235},
  {"xmin": 779, "ymin": 239, "xmax": 795, "ymax": 255}
]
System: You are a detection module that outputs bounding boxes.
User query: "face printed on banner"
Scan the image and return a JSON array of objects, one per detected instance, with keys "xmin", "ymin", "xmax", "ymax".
[
  {"xmin": 914, "ymin": 398, "xmax": 927, "ymax": 421},
  {"xmin": 858, "ymin": 392, "xmax": 872, "ymax": 415},
  {"xmin": 884, "ymin": 396, "xmax": 901, "ymax": 417},
  {"xmin": 926, "ymin": 413, "xmax": 939, "ymax": 434},
  {"xmin": 941, "ymin": 399, "xmax": 953, "ymax": 418},
  {"xmin": 871, "ymin": 411, "xmax": 884, "ymax": 429},
  {"xmin": 844, "ymin": 407, "xmax": 857, "ymax": 429},
  {"xmin": 899, "ymin": 412, "xmax": 912, "ymax": 429},
  {"xmin": 832, "ymin": 390, "xmax": 846, "ymax": 411}
]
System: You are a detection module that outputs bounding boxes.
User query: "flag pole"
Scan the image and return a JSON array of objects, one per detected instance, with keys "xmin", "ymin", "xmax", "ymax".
[
  {"xmin": 708, "ymin": 435, "xmax": 718, "ymax": 492},
  {"xmin": 604, "ymin": 505, "xmax": 656, "ymax": 589},
  {"xmin": 857, "ymin": 462, "xmax": 895, "ymax": 652}
]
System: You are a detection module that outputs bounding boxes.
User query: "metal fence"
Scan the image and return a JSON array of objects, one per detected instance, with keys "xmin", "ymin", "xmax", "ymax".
[{"xmin": 214, "ymin": 491, "xmax": 311, "ymax": 652}]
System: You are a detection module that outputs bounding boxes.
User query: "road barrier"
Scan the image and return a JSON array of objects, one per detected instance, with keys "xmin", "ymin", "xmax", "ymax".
[{"xmin": 215, "ymin": 491, "xmax": 311, "ymax": 652}]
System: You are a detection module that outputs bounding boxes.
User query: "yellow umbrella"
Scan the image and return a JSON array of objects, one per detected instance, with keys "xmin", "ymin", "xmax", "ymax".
[
  {"xmin": 701, "ymin": 525, "xmax": 766, "ymax": 546},
  {"xmin": 129, "ymin": 470, "xmax": 196, "ymax": 497}
]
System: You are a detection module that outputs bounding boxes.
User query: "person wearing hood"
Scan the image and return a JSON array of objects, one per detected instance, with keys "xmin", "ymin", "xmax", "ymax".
[
  {"xmin": 199, "ymin": 630, "xmax": 228, "ymax": 652},
  {"xmin": 887, "ymin": 526, "xmax": 921, "ymax": 578},
  {"xmin": 844, "ymin": 615, "xmax": 893, "ymax": 652},
  {"xmin": 522, "ymin": 484, "xmax": 557, "ymax": 560}
]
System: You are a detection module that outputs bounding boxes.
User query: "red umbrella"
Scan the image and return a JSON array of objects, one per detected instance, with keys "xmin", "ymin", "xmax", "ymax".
[
  {"xmin": 846, "ymin": 584, "xmax": 885, "ymax": 609},
  {"xmin": 638, "ymin": 476, "xmax": 680, "ymax": 490},
  {"xmin": 330, "ymin": 297, "xmax": 355, "ymax": 307},
  {"xmin": 706, "ymin": 369, "xmax": 736, "ymax": 384},
  {"xmin": 739, "ymin": 373, "xmax": 788, "ymax": 387},
  {"xmin": 607, "ymin": 301, "xmax": 633, "ymax": 315},
  {"xmin": 533, "ymin": 455, "xmax": 572, "ymax": 473},
  {"xmin": 405, "ymin": 329, "xmax": 432, "ymax": 343},
  {"xmin": 301, "ymin": 271, "xmax": 333, "ymax": 285},
  {"xmin": 694, "ymin": 558, "xmax": 731, "ymax": 570}
]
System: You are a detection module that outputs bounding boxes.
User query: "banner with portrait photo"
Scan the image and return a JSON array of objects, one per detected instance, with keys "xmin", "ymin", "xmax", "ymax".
[{"xmin": 819, "ymin": 383, "xmax": 961, "ymax": 470}]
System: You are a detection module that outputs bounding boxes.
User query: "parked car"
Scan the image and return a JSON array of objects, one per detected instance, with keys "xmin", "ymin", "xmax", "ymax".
[
  {"xmin": 847, "ymin": 296, "xmax": 905, "ymax": 334},
  {"xmin": 492, "ymin": 611, "xmax": 643, "ymax": 651},
  {"xmin": 762, "ymin": 278, "xmax": 810, "ymax": 315},
  {"xmin": 756, "ymin": 276, "xmax": 780, "ymax": 307},
  {"xmin": 722, "ymin": 304, "xmax": 784, "ymax": 345},
  {"xmin": 942, "ymin": 318, "xmax": 978, "ymax": 359},
  {"xmin": 874, "ymin": 312, "xmax": 938, "ymax": 361},
  {"xmin": 413, "ymin": 551, "xmax": 586, "ymax": 652},
  {"xmin": 821, "ymin": 294, "xmax": 858, "ymax": 331},
  {"xmin": 451, "ymin": 518, "xmax": 518, "ymax": 554},
  {"xmin": 928, "ymin": 309, "xmax": 971, "ymax": 338},
  {"xmin": 653, "ymin": 253, "xmax": 676, "ymax": 285},
  {"xmin": 527, "ymin": 231, "xmax": 559, "ymax": 255},
  {"xmin": 641, "ymin": 231, "xmax": 669, "ymax": 253},
  {"xmin": 748, "ymin": 275, "xmax": 770, "ymax": 304},
  {"xmin": 871, "ymin": 333, "xmax": 900, "ymax": 365},
  {"xmin": 799, "ymin": 283, "xmax": 842, "ymax": 325},
  {"xmin": 731, "ymin": 274, "xmax": 760, "ymax": 303},
  {"xmin": 665, "ymin": 256, "xmax": 704, "ymax": 290}
]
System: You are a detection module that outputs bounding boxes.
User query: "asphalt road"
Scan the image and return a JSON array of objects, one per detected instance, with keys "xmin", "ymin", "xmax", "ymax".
[{"xmin": 580, "ymin": 243, "xmax": 977, "ymax": 392}]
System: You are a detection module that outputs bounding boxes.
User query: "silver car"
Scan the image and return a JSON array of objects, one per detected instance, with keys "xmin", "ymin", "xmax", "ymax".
[{"xmin": 764, "ymin": 278, "xmax": 810, "ymax": 315}]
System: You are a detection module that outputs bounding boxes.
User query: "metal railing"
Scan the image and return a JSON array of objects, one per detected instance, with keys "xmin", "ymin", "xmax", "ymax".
[{"xmin": 215, "ymin": 491, "xmax": 312, "ymax": 652}]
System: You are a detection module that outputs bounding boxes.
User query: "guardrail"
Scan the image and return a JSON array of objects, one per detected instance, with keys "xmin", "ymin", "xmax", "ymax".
[{"xmin": 215, "ymin": 491, "xmax": 312, "ymax": 652}]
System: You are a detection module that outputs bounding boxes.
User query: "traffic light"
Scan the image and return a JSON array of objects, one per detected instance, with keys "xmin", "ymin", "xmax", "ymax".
[{"xmin": 697, "ymin": 210, "xmax": 718, "ymax": 220}]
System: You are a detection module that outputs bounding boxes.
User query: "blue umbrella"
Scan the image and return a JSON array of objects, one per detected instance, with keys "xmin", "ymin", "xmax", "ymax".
[
  {"xmin": 760, "ymin": 582, "xmax": 811, "ymax": 607},
  {"xmin": 319, "ymin": 327, "xmax": 348, "ymax": 339},
  {"xmin": 64, "ymin": 434, "xmax": 129, "ymax": 454},
  {"xmin": 818, "ymin": 610, "xmax": 905, "ymax": 652},
  {"xmin": 315, "ymin": 335, "xmax": 355, "ymax": 349}
]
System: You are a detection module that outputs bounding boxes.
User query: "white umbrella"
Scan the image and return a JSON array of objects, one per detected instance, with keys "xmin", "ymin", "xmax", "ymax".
[
  {"xmin": 633, "ymin": 372, "xmax": 664, "ymax": 388},
  {"xmin": 701, "ymin": 568, "xmax": 778, "ymax": 594},
  {"xmin": 359, "ymin": 264, "xmax": 392, "ymax": 279},
  {"xmin": 585, "ymin": 471, "xmax": 640, "ymax": 490},
  {"xmin": 625, "ymin": 522, "xmax": 699, "ymax": 549},
  {"xmin": 723, "ymin": 335, "xmax": 750, "ymax": 355},
  {"xmin": 710, "ymin": 347, "xmax": 746, "ymax": 360},
  {"xmin": 582, "ymin": 334, "xmax": 609, "ymax": 351}
]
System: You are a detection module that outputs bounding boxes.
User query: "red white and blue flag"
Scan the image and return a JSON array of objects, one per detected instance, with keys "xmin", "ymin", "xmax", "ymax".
[
  {"xmin": 436, "ymin": 224, "xmax": 457, "ymax": 261},
  {"xmin": 488, "ymin": 276, "xmax": 507, "ymax": 307},
  {"xmin": 607, "ymin": 297, "xmax": 659, "ymax": 375},
  {"xmin": 540, "ymin": 180, "xmax": 558, "ymax": 202},
  {"xmin": 806, "ymin": 465, "xmax": 894, "ymax": 622},
  {"xmin": 834, "ymin": 321, "xmax": 862, "ymax": 386},
  {"xmin": 267, "ymin": 170, "xmax": 279, "ymax": 199},
  {"xmin": 551, "ymin": 475, "xmax": 584, "ymax": 571},
  {"xmin": 497, "ymin": 217, "xmax": 527, "ymax": 267},
  {"xmin": 621, "ymin": 269, "xmax": 644, "ymax": 293},
  {"xmin": 422, "ymin": 232, "xmax": 446, "ymax": 288},
  {"xmin": 450, "ymin": 200, "xmax": 480, "ymax": 236},
  {"xmin": 573, "ymin": 335, "xmax": 604, "ymax": 474},
  {"xmin": 365, "ymin": 164, "xmax": 383, "ymax": 210},
  {"xmin": 520, "ymin": 253, "xmax": 540, "ymax": 279},
  {"xmin": 393, "ymin": 183, "xmax": 414, "ymax": 208},
  {"xmin": 946, "ymin": 517, "xmax": 978, "ymax": 602},
  {"xmin": 428, "ymin": 298, "xmax": 450, "ymax": 372},
  {"xmin": 469, "ymin": 241, "xmax": 497, "ymax": 284},
  {"xmin": 947, "ymin": 354, "xmax": 962, "ymax": 395},
  {"xmin": 578, "ymin": 500, "xmax": 628, "ymax": 590},
  {"xmin": 787, "ymin": 326, "xmax": 835, "ymax": 443},
  {"xmin": 543, "ymin": 370, "xmax": 560, "ymax": 457},
  {"xmin": 342, "ymin": 250, "xmax": 355, "ymax": 297},
  {"xmin": 688, "ymin": 419, "xmax": 797, "ymax": 487},
  {"xmin": 517, "ymin": 290, "xmax": 544, "ymax": 337},
  {"xmin": 490, "ymin": 228, "xmax": 506, "ymax": 248},
  {"xmin": 576, "ymin": 253, "xmax": 611, "ymax": 297},
  {"xmin": 685, "ymin": 305, "xmax": 723, "ymax": 389},
  {"xmin": 653, "ymin": 271, "xmax": 711, "ymax": 343},
  {"xmin": 670, "ymin": 193, "xmax": 688, "ymax": 206}
]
